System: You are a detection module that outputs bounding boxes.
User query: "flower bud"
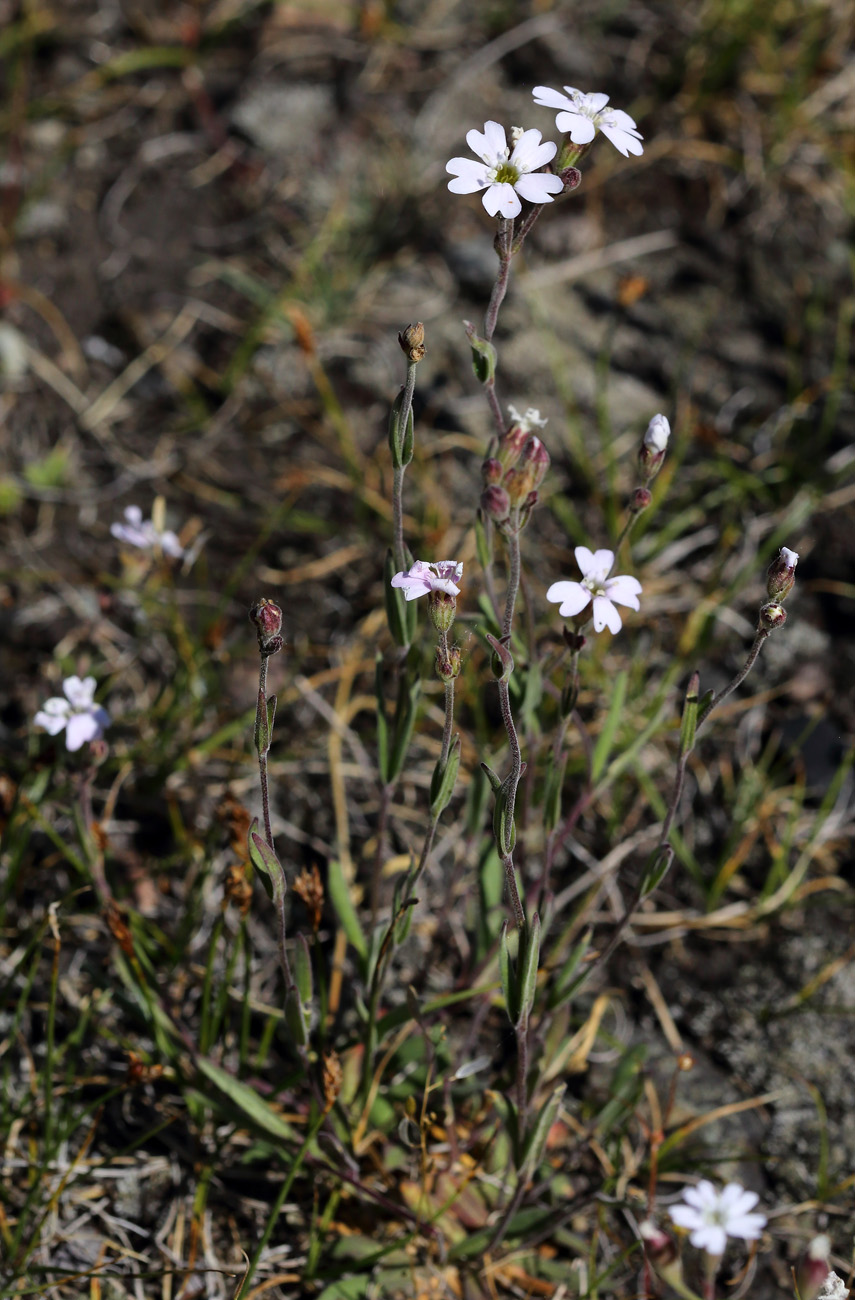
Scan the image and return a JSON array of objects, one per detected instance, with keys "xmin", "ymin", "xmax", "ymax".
[
  {"xmin": 398, "ymin": 322, "xmax": 425, "ymax": 363},
  {"xmin": 560, "ymin": 165, "xmax": 582, "ymax": 192},
  {"xmin": 481, "ymin": 484, "xmax": 511, "ymax": 523},
  {"xmin": 759, "ymin": 601, "xmax": 787, "ymax": 632},
  {"xmin": 498, "ymin": 405, "xmax": 548, "ymax": 469},
  {"xmin": 639, "ymin": 413, "xmax": 670, "ymax": 482},
  {"xmin": 766, "ymin": 547, "xmax": 798, "ymax": 600},
  {"xmin": 482, "ymin": 457, "xmax": 504, "ymax": 484},
  {"xmin": 250, "ymin": 598, "xmax": 284, "ymax": 655},
  {"xmin": 519, "ymin": 434, "xmax": 550, "ymax": 491},
  {"xmin": 640, "ymin": 1221, "xmax": 683, "ymax": 1290},
  {"xmin": 797, "ymin": 1235, "xmax": 832, "ymax": 1300},
  {"xmin": 630, "ymin": 486, "xmax": 652, "ymax": 513},
  {"xmin": 435, "ymin": 643, "xmax": 462, "ymax": 682},
  {"xmin": 428, "ymin": 589, "xmax": 457, "ymax": 633}
]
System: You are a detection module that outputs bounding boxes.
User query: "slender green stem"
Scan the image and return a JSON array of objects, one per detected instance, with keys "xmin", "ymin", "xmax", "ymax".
[
  {"xmin": 392, "ymin": 360, "xmax": 417, "ymax": 572},
  {"xmin": 256, "ymin": 655, "xmax": 273, "ymax": 849},
  {"xmin": 697, "ymin": 629, "xmax": 768, "ymax": 736},
  {"xmin": 242, "ymin": 1116, "xmax": 324, "ymax": 1293}
]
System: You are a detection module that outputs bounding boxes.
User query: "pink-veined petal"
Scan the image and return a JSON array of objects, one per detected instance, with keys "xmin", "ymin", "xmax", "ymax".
[
  {"xmin": 65, "ymin": 712, "xmax": 101, "ymax": 752},
  {"xmin": 604, "ymin": 574, "xmax": 641, "ymax": 609},
  {"xmin": 531, "ymin": 85, "xmax": 574, "ymax": 111},
  {"xmin": 447, "ymin": 158, "xmax": 490, "ymax": 192},
  {"xmin": 482, "ymin": 182, "xmax": 521, "ymax": 218},
  {"xmin": 554, "ymin": 110, "xmax": 597, "ymax": 143},
  {"xmin": 546, "ymin": 581, "xmax": 590, "ymax": 618},
  {"xmin": 513, "ymin": 172, "xmax": 563, "ymax": 204},
  {"xmin": 592, "ymin": 596, "xmax": 622, "ymax": 634}
]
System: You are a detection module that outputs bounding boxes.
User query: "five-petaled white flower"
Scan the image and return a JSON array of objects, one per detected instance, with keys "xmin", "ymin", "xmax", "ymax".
[
  {"xmin": 547, "ymin": 547, "xmax": 641, "ymax": 634},
  {"xmin": 390, "ymin": 560, "xmax": 462, "ymax": 601},
  {"xmin": 34, "ymin": 676, "xmax": 110, "ymax": 752},
  {"xmin": 669, "ymin": 1181, "xmax": 766, "ymax": 1258},
  {"xmin": 531, "ymin": 86, "xmax": 644, "ymax": 157},
  {"xmin": 446, "ymin": 121, "xmax": 563, "ymax": 219},
  {"xmin": 111, "ymin": 505, "xmax": 183, "ymax": 558}
]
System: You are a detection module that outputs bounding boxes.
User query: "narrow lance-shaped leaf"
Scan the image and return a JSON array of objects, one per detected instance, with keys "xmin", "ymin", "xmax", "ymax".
[
  {"xmin": 516, "ymin": 911, "xmax": 541, "ymax": 1029},
  {"xmin": 499, "ymin": 920, "xmax": 517, "ymax": 1024},
  {"xmin": 521, "ymin": 1083, "xmax": 566, "ymax": 1179},
  {"xmin": 429, "ymin": 735, "xmax": 460, "ymax": 819},
  {"xmin": 327, "ymin": 859, "xmax": 368, "ymax": 963},
  {"xmin": 464, "ymin": 320, "xmax": 497, "ymax": 385},
  {"xmin": 375, "ymin": 654, "xmax": 389, "ymax": 785},
  {"xmin": 384, "ymin": 548, "xmax": 409, "ymax": 648},
  {"xmin": 679, "ymin": 671, "xmax": 700, "ymax": 757},
  {"xmin": 388, "ymin": 673, "xmax": 421, "ymax": 783}
]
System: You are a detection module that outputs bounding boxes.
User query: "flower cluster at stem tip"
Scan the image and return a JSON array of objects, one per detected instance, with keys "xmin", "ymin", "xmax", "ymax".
[
  {"xmin": 482, "ymin": 405, "xmax": 551, "ymax": 526},
  {"xmin": 446, "ymin": 87, "xmax": 643, "ymax": 215}
]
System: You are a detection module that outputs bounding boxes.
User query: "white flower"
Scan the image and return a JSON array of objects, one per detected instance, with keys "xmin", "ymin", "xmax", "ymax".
[
  {"xmin": 446, "ymin": 120, "xmax": 563, "ymax": 219},
  {"xmin": 111, "ymin": 505, "xmax": 183, "ymax": 558},
  {"xmin": 507, "ymin": 404, "xmax": 548, "ymax": 431},
  {"xmin": 669, "ymin": 1181, "xmax": 766, "ymax": 1258},
  {"xmin": 644, "ymin": 413, "xmax": 670, "ymax": 453},
  {"xmin": 546, "ymin": 547, "xmax": 641, "ymax": 634},
  {"xmin": 531, "ymin": 85, "xmax": 644, "ymax": 157},
  {"xmin": 780, "ymin": 546, "xmax": 799, "ymax": 568},
  {"xmin": 390, "ymin": 560, "xmax": 462, "ymax": 601},
  {"xmin": 34, "ymin": 676, "xmax": 110, "ymax": 752},
  {"xmin": 817, "ymin": 1273, "xmax": 847, "ymax": 1300}
]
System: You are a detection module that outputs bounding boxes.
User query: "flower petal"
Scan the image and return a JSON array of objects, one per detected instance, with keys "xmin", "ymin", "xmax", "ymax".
[
  {"xmin": 669, "ymin": 1205, "xmax": 703, "ymax": 1230},
  {"xmin": 447, "ymin": 158, "xmax": 490, "ymax": 193},
  {"xmin": 482, "ymin": 182, "xmax": 521, "ymax": 218},
  {"xmin": 532, "ymin": 85, "xmax": 574, "ymax": 111},
  {"xmin": 691, "ymin": 1224, "xmax": 727, "ymax": 1257},
  {"xmin": 546, "ymin": 581, "xmax": 590, "ymax": 618},
  {"xmin": 466, "ymin": 120, "xmax": 507, "ymax": 163},
  {"xmin": 34, "ymin": 706, "xmax": 70, "ymax": 735},
  {"xmin": 509, "ymin": 129, "xmax": 556, "ymax": 172},
  {"xmin": 64, "ymin": 676, "xmax": 96, "ymax": 708},
  {"xmin": 599, "ymin": 122, "xmax": 644, "ymax": 156},
  {"xmin": 124, "ymin": 505, "xmax": 144, "ymax": 526},
  {"xmin": 604, "ymin": 574, "xmax": 642, "ymax": 609},
  {"xmin": 513, "ymin": 172, "xmax": 563, "ymax": 204},
  {"xmin": 684, "ymin": 1181, "xmax": 717, "ymax": 1209},
  {"xmin": 730, "ymin": 1212, "xmax": 766, "ymax": 1240},
  {"xmin": 592, "ymin": 596, "xmax": 621, "ymax": 633},
  {"xmin": 65, "ymin": 712, "xmax": 101, "ymax": 752},
  {"xmin": 554, "ymin": 111, "xmax": 596, "ymax": 143}
]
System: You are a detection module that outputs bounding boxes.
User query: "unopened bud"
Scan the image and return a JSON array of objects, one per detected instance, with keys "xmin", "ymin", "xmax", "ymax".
[
  {"xmin": 519, "ymin": 434, "xmax": 550, "ymax": 491},
  {"xmin": 798, "ymin": 1235, "xmax": 832, "ymax": 1300},
  {"xmin": 481, "ymin": 484, "xmax": 511, "ymax": 523},
  {"xmin": 398, "ymin": 322, "xmax": 425, "ymax": 363},
  {"xmin": 560, "ymin": 165, "xmax": 582, "ymax": 192},
  {"xmin": 429, "ymin": 589, "xmax": 457, "ymax": 633},
  {"xmin": 250, "ymin": 598, "xmax": 284, "ymax": 655},
  {"xmin": 759, "ymin": 601, "xmax": 787, "ymax": 632},
  {"xmin": 630, "ymin": 486, "xmax": 652, "ymax": 512},
  {"xmin": 482, "ymin": 457, "xmax": 503, "ymax": 484},
  {"xmin": 766, "ymin": 546, "xmax": 798, "ymax": 600},
  {"xmin": 640, "ymin": 1220, "xmax": 683, "ymax": 1291},
  {"xmin": 638, "ymin": 414, "xmax": 670, "ymax": 482},
  {"xmin": 435, "ymin": 643, "xmax": 462, "ymax": 682},
  {"xmin": 498, "ymin": 405, "xmax": 547, "ymax": 469}
]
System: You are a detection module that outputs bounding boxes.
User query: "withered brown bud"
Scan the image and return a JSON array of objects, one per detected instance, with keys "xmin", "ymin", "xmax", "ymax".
[
  {"xmin": 631, "ymin": 486, "xmax": 652, "ymax": 512},
  {"xmin": 398, "ymin": 322, "xmax": 426, "ymax": 363},
  {"xmin": 560, "ymin": 165, "xmax": 582, "ymax": 191},
  {"xmin": 293, "ymin": 864, "xmax": 324, "ymax": 933},
  {"xmin": 322, "ymin": 1050, "xmax": 343, "ymax": 1113}
]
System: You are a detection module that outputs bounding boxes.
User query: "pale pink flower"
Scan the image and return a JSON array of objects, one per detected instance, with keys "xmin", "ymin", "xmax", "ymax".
[
  {"xmin": 669, "ymin": 1181, "xmax": 766, "ymax": 1257},
  {"xmin": 531, "ymin": 85, "xmax": 644, "ymax": 157},
  {"xmin": 390, "ymin": 560, "xmax": 462, "ymax": 602},
  {"xmin": 546, "ymin": 547, "xmax": 641, "ymax": 634},
  {"xmin": 34, "ymin": 675, "xmax": 110, "ymax": 752},
  {"xmin": 446, "ymin": 121, "xmax": 563, "ymax": 218},
  {"xmin": 111, "ymin": 505, "xmax": 183, "ymax": 558}
]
